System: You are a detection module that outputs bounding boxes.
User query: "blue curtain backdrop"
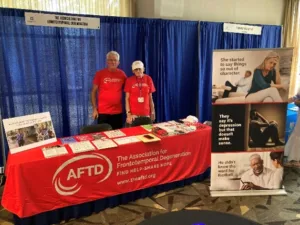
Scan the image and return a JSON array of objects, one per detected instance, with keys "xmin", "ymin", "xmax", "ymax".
[
  {"xmin": 198, "ymin": 22, "xmax": 282, "ymax": 122},
  {"xmin": 0, "ymin": 8, "xmax": 200, "ymax": 167}
]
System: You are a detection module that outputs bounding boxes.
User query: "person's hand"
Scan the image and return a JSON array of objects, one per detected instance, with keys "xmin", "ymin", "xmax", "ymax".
[
  {"xmin": 92, "ymin": 108, "xmax": 98, "ymax": 120},
  {"xmin": 270, "ymin": 84, "xmax": 280, "ymax": 89},
  {"xmin": 221, "ymin": 85, "xmax": 232, "ymax": 91},
  {"xmin": 241, "ymin": 182, "xmax": 255, "ymax": 190},
  {"xmin": 150, "ymin": 112, "xmax": 155, "ymax": 122},
  {"xmin": 242, "ymin": 182, "xmax": 259, "ymax": 190},
  {"xmin": 283, "ymin": 85, "xmax": 288, "ymax": 91},
  {"xmin": 126, "ymin": 114, "xmax": 132, "ymax": 124},
  {"xmin": 271, "ymin": 84, "xmax": 285, "ymax": 90},
  {"xmin": 269, "ymin": 120, "xmax": 278, "ymax": 126},
  {"xmin": 280, "ymin": 84, "xmax": 289, "ymax": 91},
  {"xmin": 126, "ymin": 114, "xmax": 137, "ymax": 124},
  {"xmin": 241, "ymin": 183, "xmax": 251, "ymax": 190}
]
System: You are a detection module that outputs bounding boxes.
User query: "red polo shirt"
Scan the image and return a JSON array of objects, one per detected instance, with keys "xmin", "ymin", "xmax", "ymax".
[
  {"xmin": 124, "ymin": 74, "xmax": 156, "ymax": 116},
  {"xmin": 93, "ymin": 68, "xmax": 126, "ymax": 114}
]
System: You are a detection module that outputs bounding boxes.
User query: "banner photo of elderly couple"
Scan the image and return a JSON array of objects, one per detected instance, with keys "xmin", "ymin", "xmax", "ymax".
[
  {"xmin": 210, "ymin": 151, "xmax": 284, "ymax": 193},
  {"xmin": 210, "ymin": 48, "xmax": 293, "ymax": 197}
]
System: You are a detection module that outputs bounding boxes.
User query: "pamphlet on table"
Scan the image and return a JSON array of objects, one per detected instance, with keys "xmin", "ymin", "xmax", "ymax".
[
  {"xmin": 69, "ymin": 141, "xmax": 95, "ymax": 153},
  {"xmin": 92, "ymin": 138, "xmax": 117, "ymax": 150},
  {"xmin": 60, "ymin": 136, "xmax": 77, "ymax": 144},
  {"xmin": 113, "ymin": 136, "xmax": 141, "ymax": 145},
  {"xmin": 141, "ymin": 124, "xmax": 153, "ymax": 132},
  {"xmin": 74, "ymin": 133, "xmax": 106, "ymax": 141},
  {"xmin": 74, "ymin": 135, "xmax": 94, "ymax": 141},
  {"xmin": 104, "ymin": 129, "xmax": 126, "ymax": 138},
  {"xmin": 153, "ymin": 122, "xmax": 196, "ymax": 136},
  {"xmin": 42, "ymin": 145, "xmax": 68, "ymax": 158}
]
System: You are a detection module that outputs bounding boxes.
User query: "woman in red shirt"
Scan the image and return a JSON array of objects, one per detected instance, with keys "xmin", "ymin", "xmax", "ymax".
[{"xmin": 124, "ymin": 60, "xmax": 156, "ymax": 126}]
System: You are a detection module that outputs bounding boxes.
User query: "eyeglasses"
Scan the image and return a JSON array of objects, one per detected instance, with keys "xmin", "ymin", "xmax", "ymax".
[
  {"xmin": 107, "ymin": 59, "xmax": 118, "ymax": 62},
  {"xmin": 133, "ymin": 68, "xmax": 142, "ymax": 71}
]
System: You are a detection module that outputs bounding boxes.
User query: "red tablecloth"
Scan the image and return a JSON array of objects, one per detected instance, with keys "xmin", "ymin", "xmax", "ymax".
[{"xmin": 2, "ymin": 126, "xmax": 211, "ymax": 218}]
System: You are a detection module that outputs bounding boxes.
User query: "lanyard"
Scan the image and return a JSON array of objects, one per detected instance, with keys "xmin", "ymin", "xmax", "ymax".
[{"xmin": 136, "ymin": 76, "xmax": 144, "ymax": 96}]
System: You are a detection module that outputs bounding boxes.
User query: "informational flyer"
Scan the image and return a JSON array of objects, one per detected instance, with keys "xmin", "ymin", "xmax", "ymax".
[
  {"xmin": 42, "ymin": 145, "xmax": 68, "ymax": 158},
  {"xmin": 74, "ymin": 133, "xmax": 106, "ymax": 141},
  {"xmin": 3, "ymin": 112, "xmax": 57, "ymax": 154},
  {"xmin": 60, "ymin": 137, "xmax": 77, "ymax": 144},
  {"xmin": 92, "ymin": 139, "xmax": 118, "ymax": 150},
  {"xmin": 104, "ymin": 130, "xmax": 126, "ymax": 138},
  {"xmin": 69, "ymin": 141, "xmax": 95, "ymax": 154},
  {"xmin": 113, "ymin": 136, "xmax": 141, "ymax": 145}
]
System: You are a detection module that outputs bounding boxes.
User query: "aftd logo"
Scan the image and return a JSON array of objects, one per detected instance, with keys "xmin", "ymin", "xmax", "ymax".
[
  {"xmin": 52, "ymin": 153, "xmax": 112, "ymax": 196},
  {"xmin": 67, "ymin": 164, "xmax": 103, "ymax": 180},
  {"xmin": 103, "ymin": 77, "xmax": 122, "ymax": 84}
]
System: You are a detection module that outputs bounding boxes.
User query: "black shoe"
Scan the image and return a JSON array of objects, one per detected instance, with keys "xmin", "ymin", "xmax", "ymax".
[{"xmin": 212, "ymin": 96, "xmax": 218, "ymax": 103}]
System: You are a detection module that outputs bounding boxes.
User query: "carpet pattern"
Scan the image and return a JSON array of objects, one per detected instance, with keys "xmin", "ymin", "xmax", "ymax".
[{"xmin": 1, "ymin": 168, "xmax": 300, "ymax": 225}]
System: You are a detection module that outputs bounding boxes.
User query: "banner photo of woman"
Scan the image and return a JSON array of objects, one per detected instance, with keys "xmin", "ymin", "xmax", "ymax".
[{"xmin": 212, "ymin": 48, "xmax": 293, "ymax": 104}]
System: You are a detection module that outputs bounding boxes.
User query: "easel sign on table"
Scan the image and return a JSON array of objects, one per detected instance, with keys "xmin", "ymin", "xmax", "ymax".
[{"xmin": 2, "ymin": 112, "xmax": 57, "ymax": 154}]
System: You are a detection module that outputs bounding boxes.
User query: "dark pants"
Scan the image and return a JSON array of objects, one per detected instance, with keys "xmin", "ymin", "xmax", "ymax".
[
  {"xmin": 97, "ymin": 113, "xmax": 123, "ymax": 130},
  {"xmin": 125, "ymin": 116, "xmax": 152, "ymax": 128},
  {"xmin": 261, "ymin": 124, "xmax": 280, "ymax": 144},
  {"xmin": 222, "ymin": 81, "xmax": 238, "ymax": 98},
  {"xmin": 251, "ymin": 124, "xmax": 282, "ymax": 146},
  {"xmin": 18, "ymin": 140, "xmax": 25, "ymax": 147}
]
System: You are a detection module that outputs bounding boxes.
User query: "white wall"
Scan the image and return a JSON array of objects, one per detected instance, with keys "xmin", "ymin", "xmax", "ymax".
[
  {"xmin": 136, "ymin": 0, "xmax": 285, "ymax": 25},
  {"xmin": 135, "ymin": 0, "xmax": 155, "ymax": 19}
]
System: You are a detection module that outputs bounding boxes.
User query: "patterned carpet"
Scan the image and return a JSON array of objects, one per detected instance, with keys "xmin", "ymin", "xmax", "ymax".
[{"xmin": 1, "ymin": 167, "xmax": 300, "ymax": 225}]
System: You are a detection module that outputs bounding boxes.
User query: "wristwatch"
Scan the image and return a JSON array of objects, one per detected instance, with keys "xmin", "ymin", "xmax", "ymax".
[{"xmin": 127, "ymin": 111, "xmax": 131, "ymax": 114}]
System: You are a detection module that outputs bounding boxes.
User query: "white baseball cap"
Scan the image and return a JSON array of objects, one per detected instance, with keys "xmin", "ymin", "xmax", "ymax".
[
  {"xmin": 182, "ymin": 115, "xmax": 199, "ymax": 123},
  {"xmin": 132, "ymin": 60, "xmax": 144, "ymax": 70}
]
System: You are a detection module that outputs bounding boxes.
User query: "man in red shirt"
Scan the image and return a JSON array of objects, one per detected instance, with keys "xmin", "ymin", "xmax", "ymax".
[
  {"xmin": 124, "ymin": 60, "xmax": 156, "ymax": 126},
  {"xmin": 91, "ymin": 51, "xmax": 127, "ymax": 129}
]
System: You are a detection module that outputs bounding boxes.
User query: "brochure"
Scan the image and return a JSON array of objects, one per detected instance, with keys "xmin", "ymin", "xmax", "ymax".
[
  {"xmin": 92, "ymin": 139, "xmax": 118, "ymax": 150},
  {"xmin": 153, "ymin": 122, "xmax": 196, "ymax": 136},
  {"xmin": 42, "ymin": 145, "xmax": 68, "ymax": 158},
  {"xmin": 74, "ymin": 135, "xmax": 94, "ymax": 141},
  {"xmin": 104, "ymin": 130, "xmax": 126, "ymax": 138},
  {"xmin": 91, "ymin": 133, "xmax": 106, "ymax": 140},
  {"xmin": 141, "ymin": 124, "xmax": 153, "ymax": 132},
  {"xmin": 69, "ymin": 141, "xmax": 95, "ymax": 153},
  {"xmin": 113, "ymin": 136, "xmax": 141, "ymax": 145},
  {"xmin": 60, "ymin": 137, "xmax": 77, "ymax": 144}
]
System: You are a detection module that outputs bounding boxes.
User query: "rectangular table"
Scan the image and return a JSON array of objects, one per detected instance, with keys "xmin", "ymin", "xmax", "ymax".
[{"xmin": 2, "ymin": 125, "xmax": 211, "ymax": 223}]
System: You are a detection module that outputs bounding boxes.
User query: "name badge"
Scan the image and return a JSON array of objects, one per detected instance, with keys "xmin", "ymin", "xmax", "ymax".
[{"xmin": 138, "ymin": 97, "xmax": 144, "ymax": 103}]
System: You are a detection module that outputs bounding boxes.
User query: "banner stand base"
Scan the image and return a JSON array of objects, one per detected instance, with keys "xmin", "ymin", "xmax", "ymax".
[{"xmin": 210, "ymin": 186, "xmax": 287, "ymax": 197}]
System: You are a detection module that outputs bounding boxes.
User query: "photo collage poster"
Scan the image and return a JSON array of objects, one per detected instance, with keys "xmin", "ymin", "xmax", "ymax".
[
  {"xmin": 210, "ymin": 48, "xmax": 293, "ymax": 196},
  {"xmin": 3, "ymin": 112, "xmax": 57, "ymax": 154}
]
